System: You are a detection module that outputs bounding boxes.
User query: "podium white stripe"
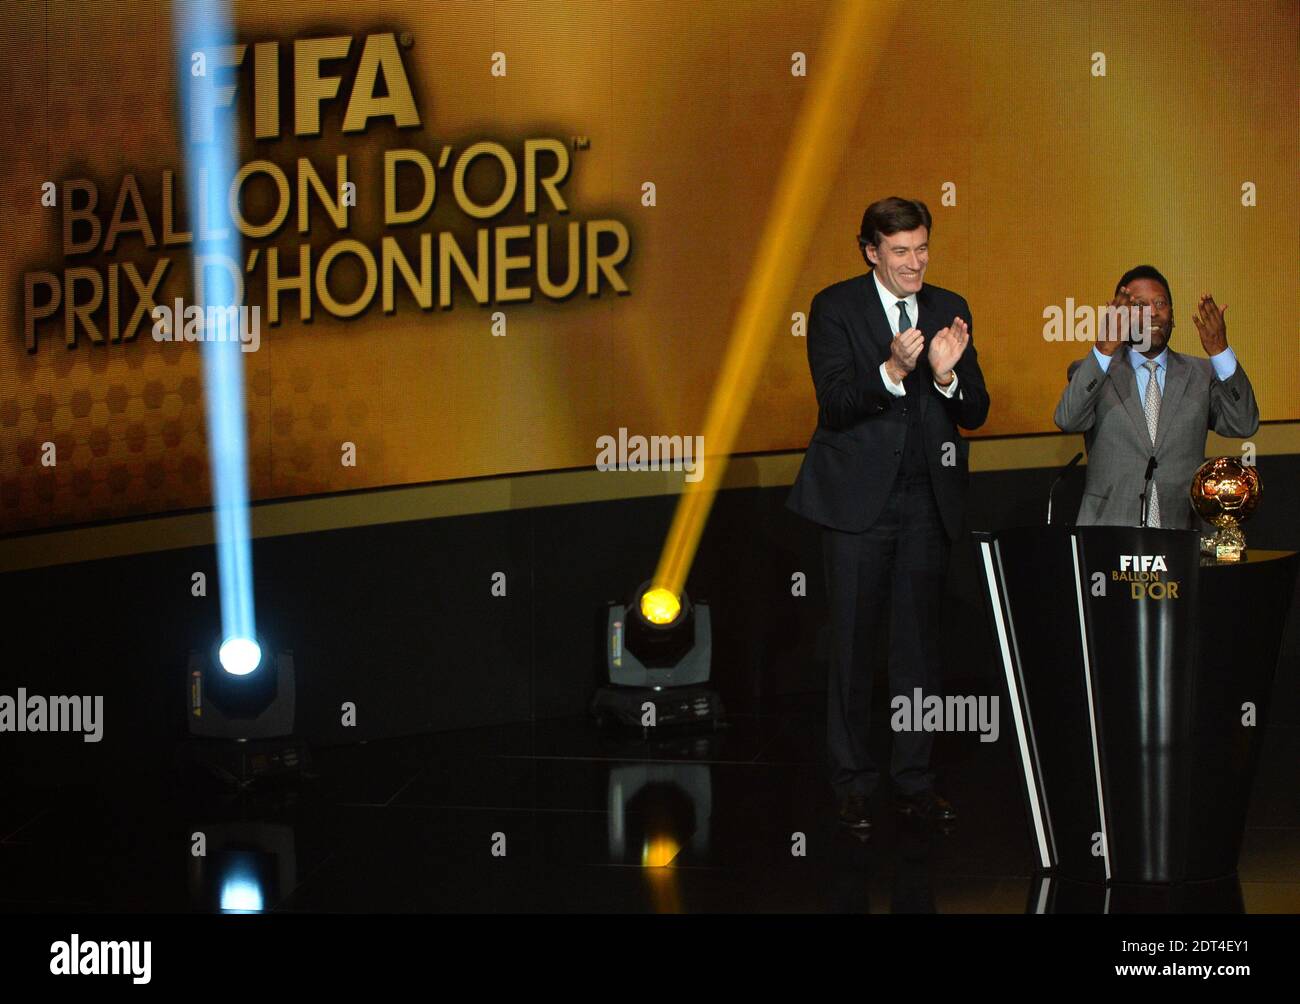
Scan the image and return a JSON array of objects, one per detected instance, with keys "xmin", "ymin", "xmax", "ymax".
[
  {"xmin": 979, "ymin": 539, "xmax": 1050, "ymax": 869},
  {"xmin": 1071, "ymin": 534, "xmax": 1111, "ymax": 882}
]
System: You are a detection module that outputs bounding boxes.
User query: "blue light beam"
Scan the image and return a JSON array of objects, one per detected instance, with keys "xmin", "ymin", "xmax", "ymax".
[{"xmin": 175, "ymin": 1, "xmax": 258, "ymax": 670}]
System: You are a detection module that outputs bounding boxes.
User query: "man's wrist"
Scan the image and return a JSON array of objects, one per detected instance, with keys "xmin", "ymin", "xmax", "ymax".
[
  {"xmin": 934, "ymin": 370, "xmax": 955, "ymax": 387},
  {"xmin": 884, "ymin": 360, "xmax": 905, "ymax": 384},
  {"xmin": 1208, "ymin": 343, "xmax": 1237, "ymax": 381}
]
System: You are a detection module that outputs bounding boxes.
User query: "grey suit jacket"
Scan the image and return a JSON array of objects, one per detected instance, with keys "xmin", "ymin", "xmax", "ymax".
[{"xmin": 1053, "ymin": 346, "xmax": 1259, "ymax": 528}]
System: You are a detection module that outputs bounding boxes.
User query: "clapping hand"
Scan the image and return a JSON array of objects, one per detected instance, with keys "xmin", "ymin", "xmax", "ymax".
[
  {"xmin": 1191, "ymin": 293, "xmax": 1228, "ymax": 355},
  {"xmin": 885, "ymin": 327, "xmax": 925, "ymax": 383},
  {"xmin": 928, "ymin": 316, "xmax": 970, "ymax": 382}
]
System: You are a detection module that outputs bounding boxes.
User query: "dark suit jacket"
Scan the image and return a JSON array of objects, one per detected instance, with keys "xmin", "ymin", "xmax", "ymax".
[{"xmin": 785, "ymin": 272, "xmax": 990, "ymax": 538}]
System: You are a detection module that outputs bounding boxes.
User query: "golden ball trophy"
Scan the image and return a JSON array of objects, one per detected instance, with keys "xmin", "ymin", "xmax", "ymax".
[{"xmin": 1190, "ymin": 456, "xmax": 1261, "ymax": 562}]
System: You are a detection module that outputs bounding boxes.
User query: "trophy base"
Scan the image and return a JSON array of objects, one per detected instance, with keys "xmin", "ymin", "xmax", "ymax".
[{"xmin": 1201, "ymin": 531, "xmax": 1245, "ymax": 563}]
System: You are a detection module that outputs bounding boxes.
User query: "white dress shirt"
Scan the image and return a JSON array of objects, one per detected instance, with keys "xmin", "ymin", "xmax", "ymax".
[{"xmin": 872, "ymin": 271, "xmax": 960, "ymax": 399}]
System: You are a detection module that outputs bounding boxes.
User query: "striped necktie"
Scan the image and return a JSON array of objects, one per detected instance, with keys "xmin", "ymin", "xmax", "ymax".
[{"xmin": 1142, "ymin": 360, "xmax": 1161, "ymax": 527}]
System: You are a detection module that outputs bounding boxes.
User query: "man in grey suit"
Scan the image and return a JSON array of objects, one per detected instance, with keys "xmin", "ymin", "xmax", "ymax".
[{"xmin": 1054, "ymin": 265, "xmax": 1259, "ymax": 528}]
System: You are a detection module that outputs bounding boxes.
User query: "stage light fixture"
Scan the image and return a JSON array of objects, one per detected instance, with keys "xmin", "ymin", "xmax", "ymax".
[
  {"xmin": 592, "ymin": 580, "xmax": 723, "ymax": 730},
  {"xmin": 639, "ymin": 587, "xmax": 681, "ymax": 626},
  {"xmin": 624, "ymin": 581, "xmax": 698, "ymax": 673},
  {"xmin": 184, "ymin": 637, "xmax": 308, "ymax": 787},
  {"xmin": 189, "ymin": 638, "xmax": 292, "ymax": 737},
  {"xmin": 218, "ymin": 636, "xmax": 262, "ymax": 676}
]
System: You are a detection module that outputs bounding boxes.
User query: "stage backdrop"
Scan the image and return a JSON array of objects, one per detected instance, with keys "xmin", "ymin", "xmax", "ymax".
[{"xmin": 2, "ymin": 0, "xmax": 1296, "ymax": 533}]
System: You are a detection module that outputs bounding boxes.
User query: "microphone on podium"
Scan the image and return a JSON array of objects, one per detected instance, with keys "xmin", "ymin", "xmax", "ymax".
[
  {"xmin": 1139, "ymin": 456, "xmax": 1159, "ymax": 528},
  {"xmin": 1046, "ymin": 452, "xmax": 1084, "ymax": 525}
]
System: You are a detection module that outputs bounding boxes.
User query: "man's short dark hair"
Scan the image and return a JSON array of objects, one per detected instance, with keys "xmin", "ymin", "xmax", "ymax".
[
  {"xmin": 858, "ymin": 197, "xmax": 932, "ymax": 250},
  {"xmin": 1116, "ymin": 264, "xmax": 1173, "ymax": 308}
]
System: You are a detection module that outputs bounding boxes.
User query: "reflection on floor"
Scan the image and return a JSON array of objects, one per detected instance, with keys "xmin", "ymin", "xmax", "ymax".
[{"xmin": 1, "ymin": 697, "xmax": 1297, "ymax": 913}]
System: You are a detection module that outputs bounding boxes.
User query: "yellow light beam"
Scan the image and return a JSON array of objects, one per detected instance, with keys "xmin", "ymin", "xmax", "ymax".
[{"xmin": 652, "ymin": 0, "xmax": 895, "ymax": 598}]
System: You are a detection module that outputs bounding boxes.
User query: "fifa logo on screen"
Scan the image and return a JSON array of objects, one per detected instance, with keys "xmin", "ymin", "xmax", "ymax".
[
  {"xmin": 20, "ymin": 30, "xmax": 633, "ymax": 354},
  {"xmin": 1113, "ymin": 554, "xmax": 1180, "ymax": 600}
]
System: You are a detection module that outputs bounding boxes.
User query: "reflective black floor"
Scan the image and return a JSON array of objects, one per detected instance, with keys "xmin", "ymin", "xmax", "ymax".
[{"xmin": 2, "ymin": 696, "xmax": 1297, "ymax": 913}]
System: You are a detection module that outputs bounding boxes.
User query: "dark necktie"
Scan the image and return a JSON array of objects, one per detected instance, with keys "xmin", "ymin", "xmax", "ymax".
[{"xmin": 896, "ymin": 300, "xmax": 910, "ymax": 334}]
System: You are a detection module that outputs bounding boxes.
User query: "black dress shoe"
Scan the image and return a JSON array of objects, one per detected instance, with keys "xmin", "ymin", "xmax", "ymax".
[
  {"xmin": 894, "ymin": 789, "xmax": 957, "ymax": 822},
  {"xmin": 838, "ymin": 792, "xmax": 872, "ymax": 832}
]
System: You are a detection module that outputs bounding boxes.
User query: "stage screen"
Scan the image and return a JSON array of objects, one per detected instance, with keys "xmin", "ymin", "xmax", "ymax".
[{"xmin": 2, "ymin": 0, "xmax": 1296, "ymax": 533}]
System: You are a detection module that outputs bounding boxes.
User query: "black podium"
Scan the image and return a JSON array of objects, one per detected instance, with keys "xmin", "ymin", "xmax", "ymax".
[{"xmin": 974, "ymin": 525, "xmax": 1297, "ymax": 885}]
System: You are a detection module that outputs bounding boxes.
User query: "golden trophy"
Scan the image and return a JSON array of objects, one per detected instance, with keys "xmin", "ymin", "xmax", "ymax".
[{"xmin": 1190, "ymin": 456, "xmax": 1261, "ymax": 562}]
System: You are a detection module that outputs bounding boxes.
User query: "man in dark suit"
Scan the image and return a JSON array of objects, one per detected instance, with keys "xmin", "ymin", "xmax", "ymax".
[
  {"xmin": 1053, "ymin": 265, "xmax": 1258, "ymax": 527},
  {"xmin": 786, "ymin": 197, "xmax": 989, "ymax": 834}
]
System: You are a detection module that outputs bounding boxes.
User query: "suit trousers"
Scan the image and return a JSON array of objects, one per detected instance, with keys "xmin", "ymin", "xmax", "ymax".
[{"xmin": 822, "ymin": 472, "xmax": 950, "ymax": 799}]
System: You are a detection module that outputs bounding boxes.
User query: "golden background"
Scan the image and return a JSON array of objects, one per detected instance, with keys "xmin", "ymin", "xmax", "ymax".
[{"xmin": 1, "ymin": 0, "xmax": 1296, "ymax": 534}]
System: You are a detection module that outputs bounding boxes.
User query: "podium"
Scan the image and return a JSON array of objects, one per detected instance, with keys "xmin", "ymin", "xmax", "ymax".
[{"xmin": 973, "ymin": 525, "xmax": 1297, "ymax": 885}]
